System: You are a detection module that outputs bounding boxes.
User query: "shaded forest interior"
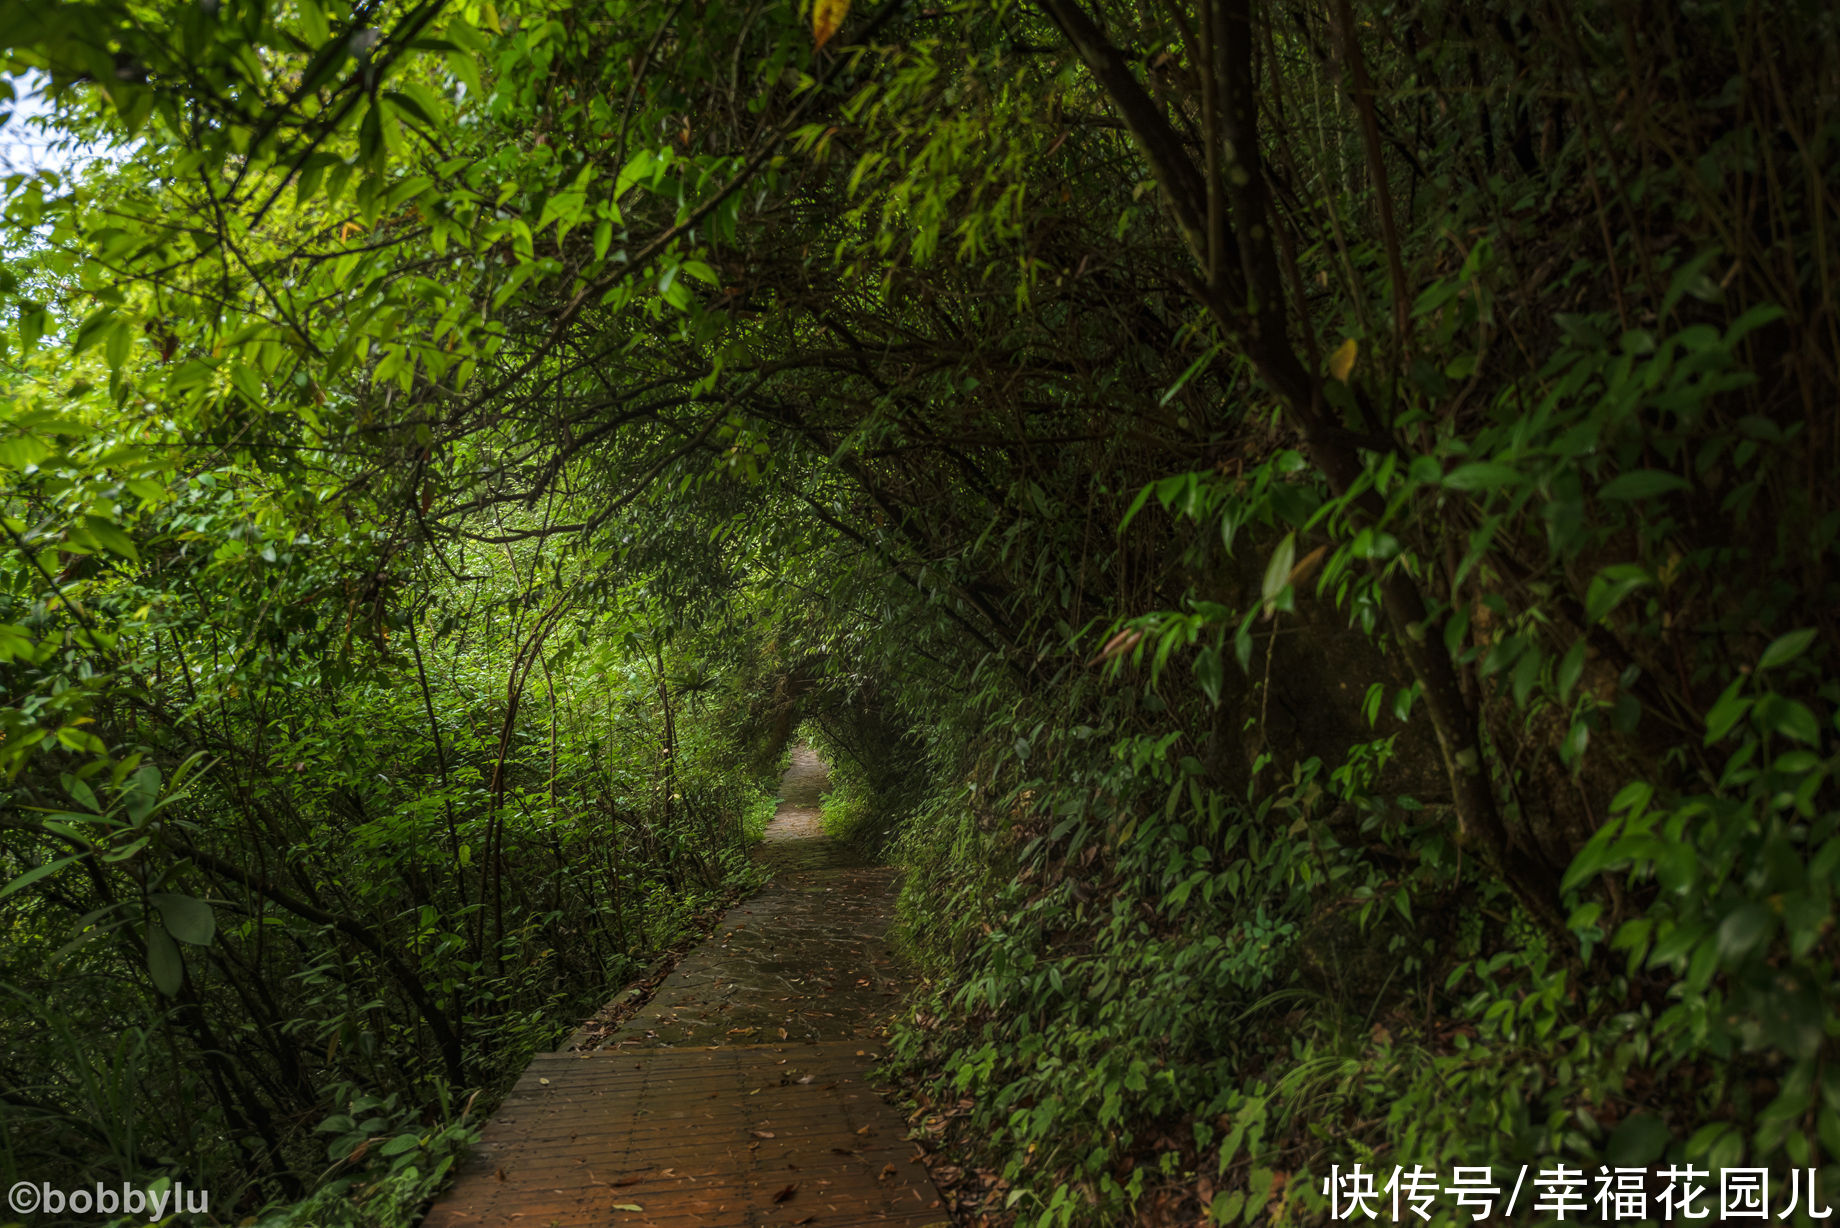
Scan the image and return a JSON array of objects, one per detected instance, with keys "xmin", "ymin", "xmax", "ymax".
[{"xmin": 0, "ymin": 0, "xmax": 1837, "ymax": 1222}]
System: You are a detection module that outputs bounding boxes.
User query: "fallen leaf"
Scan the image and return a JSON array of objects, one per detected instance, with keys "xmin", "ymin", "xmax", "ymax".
[
  {"xmin": 1288, "ymin": 544, "xmax": 1329, "ymax": 588},
  {"xmin": 1328, "ymin": 336, "xmax": 1359, "ymax": 382},
  {"xmin": 1091, "ymin": 626, "xmax": 1144, "ymax": 665},
  {"xmin": 772, "ymin": 1182, "xmax": 799, "ymax": 1203},
  {"xmin": 811, "ymin": 0, "xmax": 850, "ymax": 48}
]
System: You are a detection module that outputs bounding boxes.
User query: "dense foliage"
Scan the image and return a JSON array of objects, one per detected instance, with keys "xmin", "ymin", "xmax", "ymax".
[{"xmin": 2, "ymin": 0, "xmax": 1836, "ymax": 1222}]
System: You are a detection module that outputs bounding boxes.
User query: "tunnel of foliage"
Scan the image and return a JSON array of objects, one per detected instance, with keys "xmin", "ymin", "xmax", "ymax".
[{"xmin": 1, "ymin": 0, "xmax": 1836, "ymax": 1222}]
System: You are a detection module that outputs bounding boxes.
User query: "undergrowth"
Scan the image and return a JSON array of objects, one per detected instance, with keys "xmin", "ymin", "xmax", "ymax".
[{"xmin": 800, "ymin": 720, "xmax": 881, "ymax": 844}]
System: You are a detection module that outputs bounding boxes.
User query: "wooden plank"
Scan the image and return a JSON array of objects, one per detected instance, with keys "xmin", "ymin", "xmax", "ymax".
[
  {"xmin": 423, "ymin": 1044, "xmax": 946, "ymax": 1227},
  {"xmin": 422, "ymin": 749, "xmax": 949, "ymax": 1228}
]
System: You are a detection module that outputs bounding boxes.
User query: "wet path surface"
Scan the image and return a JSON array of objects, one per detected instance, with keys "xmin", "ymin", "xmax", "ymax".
[{"xmin": 422, "ymin": 748, "xmax": 945, "ymax": 1228}]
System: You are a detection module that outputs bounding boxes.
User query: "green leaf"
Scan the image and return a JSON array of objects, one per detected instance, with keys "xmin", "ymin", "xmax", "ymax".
[
  {"xmin": 1556, "ymin": 641, "xmax": 1587, "ymax": 701},
  {"xmin": 296, "ymin": 33, "xmax": 351, "ymax": 98},
  {"xmin": 1560, "ymin": 719, "xmax": 1590, "ymax": 765},
  {"xmin": 167, "ymin": 750, "xmax": 213, "ymax": 795},
  {"xmin": 1585, "ymin": 565, "xmax": 1651, "ymax": 623},
  {"xmin": 230, "ymin": 363, "xmax": 265, "ymax": 406},
  {"xmin": 84, "ymin": 514, "xmax": 139, "ymax": 562},
  {"xmin": 1441, "ymin": 462, "xmax": 1522, "ymax": 492},
  {"xmin": 379, "ymin": 1133, "xmax": 421, "ymax": 1157},
  {"xmin": 298, "ymin": 0, "xmax": 330, "ymax": 42},
  {"xmin": 1606, "ymin": 1113, "xmax": 1670, "ymax": 1166},
  {"xmin": 1561, "ymin": 826, "xmax": 1618, "ymax": 893},
  {"xmin": 1704, "ymin": 679, "xmax": 1751, "ymax": 744},
  {"xmin": 72, "ymin": 307, "xmax": 119, "ymax": 355},
  {"xmin": 1194, "ymin": 646, "xmax": 1224, "ymax": 707},
  {"xmin": 0, "ymin": 433, "xmax": 54, "ymax": 469},
  {"xmin": 1119, "ymin": 483, "xmax": 1156, "ymax": 533},
  {"xmin": 124, "ymin": 764, "xmax": 162, "ymax": 823},
  {"xmin": 384, "ymin": 84, "xmax": 445, "ymax": 129},
  {"xmin": 1822, "ymin": 1111, "xmax": 1840, "ymax": 1166},
  {"xmin": 1609, "ymin": 781, "xmax": 1652, "ymax": 814},
  {"xmin": 1724, "ymin": 301, "xmax": 1785, "ymax": 344},
  {"xmin": 151, "ymin": 893, "xmax": 216, "ymax": 945},
  {"xmin": 0, "ymin": 855, "xmax": 83, "ymax": 900},
  {"xmin": 1662, "ymin": 249, "xmax": 1720, "ymax": 320},
  {"xmin": 1510, "ymin": 644, "xmax": 1542, "ymax": 707},
  {"xmin": 103, "ymin": 835, "xmax": 151, "ymax": 863},
  {"xmin": 1716, "ymin": 903, "xmax": 1774, "ymax": 962},
  {"xmin": 1754, "ymin": 696, "xmax": 1821, "ymax": 745},
  {"xmin": 146, "ymin": 923, "xmax": 184, "ymax": 995},
  {"xmin": 1759, "ymin": 628, "xmax": 1818, "ymax": 671},
  {"xmin": 1159, "ymin": 343, "xmax": 1220, "ymax": 406},
  {"xmin": 1243, "ymin": 1171, "xmax": 1271, "ymax": 1225},
  {"xmin": 63, "ymin": 774, "xmax": 101, "ymax": 812},
  {"xmin": 19, "ymin": 302, "xmax": 47, "ymax": 353},
  {"xmin": 1598, "ymin": 469, "xmax": 1690, "ymax": 501},
  {"xmin": 1260, "ymin": 533, "xmax": 1296, "ymax": 612}
]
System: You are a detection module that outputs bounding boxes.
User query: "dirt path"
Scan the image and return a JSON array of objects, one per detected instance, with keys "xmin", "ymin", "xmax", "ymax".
[{"xmin": 421, "ymin": 747, "xmax": 946, "ymax": 1228}]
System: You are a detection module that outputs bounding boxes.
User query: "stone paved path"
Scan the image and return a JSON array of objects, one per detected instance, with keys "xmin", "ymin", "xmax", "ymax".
[{"xmin": 421, "ymin": 747, "xmax": 946, "ymax": 1228}]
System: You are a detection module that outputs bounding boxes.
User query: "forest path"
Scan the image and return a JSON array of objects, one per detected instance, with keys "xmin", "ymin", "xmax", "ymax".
[{"xmin": 421, "ymin": 746, "xmax": 947, "ymax": 1228}]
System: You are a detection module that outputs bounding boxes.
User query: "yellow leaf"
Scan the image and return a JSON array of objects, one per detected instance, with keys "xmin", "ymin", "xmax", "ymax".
[
  {"xmin": 1288, "ymin": 544, "xmax": 1328, "ymax": 588},
  {"xmin": 1327, "ymin": 337, "xmax": 1358, "ymax": 382},
  {"xmin": 812, "ymin": 0, "xmax": 850, "ymax": 48}
]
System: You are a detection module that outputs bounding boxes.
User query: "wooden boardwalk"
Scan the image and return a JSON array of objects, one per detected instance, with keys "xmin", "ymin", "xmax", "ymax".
[{"xmin": 422, "ymin": 748, "xmax": 948, "ymax": 1228}]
